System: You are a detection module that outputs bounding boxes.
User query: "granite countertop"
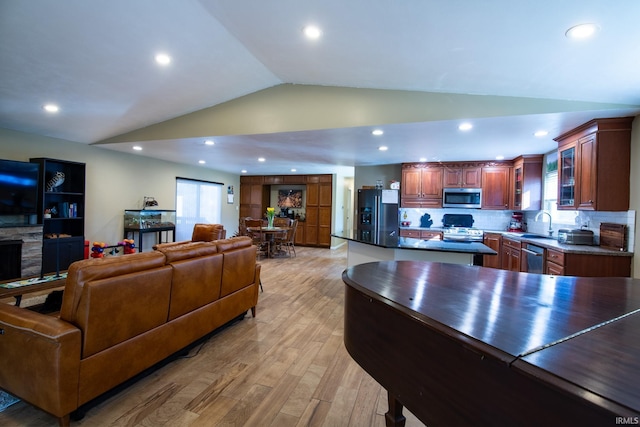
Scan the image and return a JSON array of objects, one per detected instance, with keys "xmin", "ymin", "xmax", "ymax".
[
  {"xmin": 399, "ymin": 227, "xmax": 632, "ymax": 257},
  {"xmin": 332, "ymin": 231, "xmax": 497, "ymax": 255}
]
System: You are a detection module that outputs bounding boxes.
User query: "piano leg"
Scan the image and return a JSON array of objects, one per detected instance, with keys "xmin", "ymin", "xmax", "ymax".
[{"xmin": 385, "ymin": 392, "xmax": 406, "ymax": 427}]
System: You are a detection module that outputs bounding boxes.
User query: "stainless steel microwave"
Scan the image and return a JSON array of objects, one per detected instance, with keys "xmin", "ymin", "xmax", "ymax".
[{"xmin": 442, "ymin": 188, "xmax": 482, "ymax": 209}]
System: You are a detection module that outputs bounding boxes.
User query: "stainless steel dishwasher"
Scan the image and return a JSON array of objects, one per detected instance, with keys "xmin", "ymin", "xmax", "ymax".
[{"xmin": 521, "ymin": 242, "xmax": 545, "ymax": 274}]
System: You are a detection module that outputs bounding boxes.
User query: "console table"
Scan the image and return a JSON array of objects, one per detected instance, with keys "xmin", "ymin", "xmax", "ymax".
[
  {"xmin": 0, "ymin": 272, "xmax": 67, "ymax": 306},
  {"xmin": 123, "ymin": 225, "xmax": 175, "ymax": 252}
]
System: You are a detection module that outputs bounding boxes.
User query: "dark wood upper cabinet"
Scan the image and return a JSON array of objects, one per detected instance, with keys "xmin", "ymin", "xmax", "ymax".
[{"xmin": 554, "ymin": 117, "xmax": 633, "ymax": 211}]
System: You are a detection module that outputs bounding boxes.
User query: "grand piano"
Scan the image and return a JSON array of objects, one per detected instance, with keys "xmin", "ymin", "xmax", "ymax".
[{"xmin": 342, "ymin": 260, "xmax": 640, "ymax": 426}]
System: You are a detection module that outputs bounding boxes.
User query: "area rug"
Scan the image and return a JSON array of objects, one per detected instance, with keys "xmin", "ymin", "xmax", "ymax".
[{"xmin": 0, "ymin": 391, "xmax": 20, "ymax": 412}]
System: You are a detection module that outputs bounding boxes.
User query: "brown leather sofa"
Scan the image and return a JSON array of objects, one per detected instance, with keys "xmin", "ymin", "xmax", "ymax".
[
  {"xmin": 152, "ymin": 223, "xmax": 226, "ymax": 251},
  {"xmin": 0, "ymin": 236, "xmax": 259, "ymax": 426}
]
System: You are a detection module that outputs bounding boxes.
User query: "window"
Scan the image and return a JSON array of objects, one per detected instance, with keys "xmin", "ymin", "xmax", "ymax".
[{"xmin": 175, "ymin": 177, "xmax": 222, "ymax": 241}]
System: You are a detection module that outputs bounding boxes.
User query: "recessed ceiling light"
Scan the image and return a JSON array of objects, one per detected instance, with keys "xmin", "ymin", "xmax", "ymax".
[
  {"xmin": 372, "ymin": 129, "xmax": 384, "ymax": 136},
  {"xmin": 419, "ymin": 157, "xmax": 427, "ymax": 162},
  {"xmin": 496, "ymin": 155, "xmax": 505, "ymax": 160},
  {"xmin": 258, "ymin": 157, "xmax": 265, "ymax": 162},
  {"xmin": 303, "ymin": 25, "xmax": 322, "ymax": 40},
  {"xmin": 291, "ymin": 168, "xmax": 297, "ymax": 172},
  {"xmin": 534, "ymin": 130, "xmax": 549, "ymax": 137},
  {"xmin": 155, "ymin": 53, "xmax": 172, "ymax": 65},
  {"xmin": 458, "ymin": 123, "xmax": 473, "ymax": 131},
  {"xmin": 43, "ymin": 104, "xmax": 59, "ymax": 113},
  {"xmin": 198, "ymin": 160, "xmax": 206, "ymax": 164},
  {"xmin": 241, "ymin": 169, "xmax": 247, "ymax": 174},
  {"xmin": 204, "ymin": 139, "xmax": 214, "ymax": 146},
  {"xmin": 565, "ymin": 23, "xmax": 599, "ymax": 39},
  {"xmin": 379, "ymin": 146, "xmax": 388, "ymax": 151},
  {"xmin": 133, "ymin": 146, "xmax": 142, "ymax": 151}
]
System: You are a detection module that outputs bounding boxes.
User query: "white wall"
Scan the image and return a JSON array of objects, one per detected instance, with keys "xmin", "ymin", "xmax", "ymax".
[{"xmin": 0, "ymin": 128, "xmax": 241, "ymax": 249}]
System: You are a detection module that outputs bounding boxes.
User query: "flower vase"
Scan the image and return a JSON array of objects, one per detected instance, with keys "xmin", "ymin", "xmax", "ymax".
[{"xmin": 268, "ymin": 216, "xmax": 274, "ymax": 228}]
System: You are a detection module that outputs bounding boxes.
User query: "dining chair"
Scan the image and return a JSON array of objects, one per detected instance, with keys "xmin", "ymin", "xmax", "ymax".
[
  {"xmin": 245, "ymin": 218, "xmax": 268, "ymax": 258},
  {"xmin": 275, "ymin": 219, "xmax": 298, "ymax": 257}
]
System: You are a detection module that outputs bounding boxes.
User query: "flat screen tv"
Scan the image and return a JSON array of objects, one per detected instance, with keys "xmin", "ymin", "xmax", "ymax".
[
  {"xmin": 0, "ymin": 159, "xmax": 39, "ymax": 215},
  {"xmin": 277, "ymin": 189, "xmax": 303, "ymax": 208}
]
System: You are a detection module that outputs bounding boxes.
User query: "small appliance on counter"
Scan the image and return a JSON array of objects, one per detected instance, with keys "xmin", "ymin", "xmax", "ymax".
[
  {"xmin": 557, "ymin": 229, "xmax": 594, "ymax": 245},
  {"xmin": 507, "ymin": 212, "xmax": 525, "ymax": 232}
]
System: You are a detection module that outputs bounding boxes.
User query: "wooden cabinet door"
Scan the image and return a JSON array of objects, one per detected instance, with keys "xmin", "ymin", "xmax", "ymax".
[
  {"xmin": 578, "ymin": 134, "xmax": 596, "ymax": 210},
  {"xmin": 462, "ymin": 167, "xmax": 481, "ymax": 187},
  {"xmin": 443, "ymin": 168, "xmax": 462, "ymax": 187},
  {"xmin": 483, "ymin": 233, "xmax": 502, "ymax": 269},
  {"xmin": 401, "ymin": 168, "xmax": 422, "ymax": 200},
  {"xmin": 557, "ymin": 142, "xmax": 577, "ymax": 209},
  {"xmin": 304, "ymin": 207, "xmax": 318, "ymax": 245},
  {"xmin": 546, "ymin": 262, "xmax": 565, "ymax": 276},
  {"xmin": 444, "ymin": 167, "xmax": 481, "ymax": 187},
  {"xmin": 481, "ymin": 166, "xmax": 510, "ymax": 209},
  {"xmin": 421, "ymin": 168, "xmax": 443, "ymax": 198}
]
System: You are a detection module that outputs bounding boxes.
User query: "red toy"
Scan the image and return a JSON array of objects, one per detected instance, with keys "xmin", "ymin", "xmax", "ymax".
[
  {"xmin": 90, "ymin": 241, "xmax": 105, "ymax": 258},
  {"xmin": 119, "ymin": 239, "xmax": 136, "ymax": 254}
]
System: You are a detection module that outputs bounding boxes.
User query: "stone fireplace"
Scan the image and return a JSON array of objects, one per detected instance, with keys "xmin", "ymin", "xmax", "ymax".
[{"xmin": 0, "ymin": 226, "xmax": 43, "ymax": 280}]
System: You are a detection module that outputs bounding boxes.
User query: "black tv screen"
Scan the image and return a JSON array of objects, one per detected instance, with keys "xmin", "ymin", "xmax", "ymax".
[{"xmin": 0, "ymin": 159, "xmax": 39, "ymax": 215}]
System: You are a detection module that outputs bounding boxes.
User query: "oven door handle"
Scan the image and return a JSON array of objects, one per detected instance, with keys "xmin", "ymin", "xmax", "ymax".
[{"xmin": 521, "ymin": 248, "xmax": 543, "ymax": 256}]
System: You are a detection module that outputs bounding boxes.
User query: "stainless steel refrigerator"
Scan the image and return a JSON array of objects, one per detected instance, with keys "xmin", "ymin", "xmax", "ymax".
[{"xmin": 356, "ymin": 189, "xmax": 399, "ymax": 242}]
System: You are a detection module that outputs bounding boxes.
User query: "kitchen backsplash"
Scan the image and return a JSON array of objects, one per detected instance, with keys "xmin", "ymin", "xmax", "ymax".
[{"xmin": 400, "ymin": 208, "xmax": 636, "ymax": 252}]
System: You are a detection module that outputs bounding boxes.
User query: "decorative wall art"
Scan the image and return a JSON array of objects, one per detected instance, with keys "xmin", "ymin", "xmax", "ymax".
[{"xmin": 277, "ymin": 189, "xmax": 303, "ymax": 208}]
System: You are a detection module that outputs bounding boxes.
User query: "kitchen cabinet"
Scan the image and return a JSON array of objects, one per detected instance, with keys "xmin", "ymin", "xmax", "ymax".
[
  {"xmin": 30, "ymin": 158, "xmax": 86, "ymax": 274},
  {"xmin": 400, "ymin": 164, "xmax": 443, "ymax": 208},
  {"xmin": 483, "ymin": 232, "xmax": 502, "ymax": 269},
  {"xmin": 545, "ymin": 249, "xmax": 565, "ymax": 275},
  {"xmin": 554, "ymin": 117, "xmax": 633, "ymax": 211},
  {"xmin": 443, "ymin": 165, "xmax": 481, "ymax": 188},
  {"xmin": 511, "ymin": 155, "xmax": 543, "ymax": 211},
  {"xmin": 545, "ymin": 248, "xmax": 630, "ymax": 277},
  {"xmin": 399, "ymin": 229, "xmax": 442, "ymax": 240},
  {"xmin": 305, "ymin": 174, "xmax": 332, "ymax": 247},
  {"xmin": 501, "ymin": 236, "xmax": 521, "ymax": 272},
  {"xmin": 240, "ymin": 176, "xmax": 268, "ymax": 219},
  {"xmin": 481, "ymin": 166, "xmax": 511, "ymax": 210}
]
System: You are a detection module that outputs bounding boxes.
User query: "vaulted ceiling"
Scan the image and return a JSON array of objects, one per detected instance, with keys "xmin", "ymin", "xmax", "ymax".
[{"xmin": 1, "ymin": 1, "xmax": 639, "ymax": 175}]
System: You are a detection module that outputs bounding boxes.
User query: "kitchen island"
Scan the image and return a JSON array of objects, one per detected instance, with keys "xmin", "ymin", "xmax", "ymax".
[{"xmin": 333, "ymin": 231, "xmax": 497, "ymax": 267}]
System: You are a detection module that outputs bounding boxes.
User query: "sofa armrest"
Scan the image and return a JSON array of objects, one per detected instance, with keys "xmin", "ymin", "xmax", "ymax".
[{"xmin": 0, "ymin": 304, "xmax": 81, "ymax": 419}]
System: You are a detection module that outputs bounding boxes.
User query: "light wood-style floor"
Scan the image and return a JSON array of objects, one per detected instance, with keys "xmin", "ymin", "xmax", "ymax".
[{"xmin": 0, "ymin": 245, "xmax": 425, "ymax": 427}]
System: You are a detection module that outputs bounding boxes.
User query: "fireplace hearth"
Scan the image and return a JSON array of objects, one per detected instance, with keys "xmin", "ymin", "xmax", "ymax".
[{"xmin": 0, "ymin": 226, "xmax": 43, "ymax": 279}]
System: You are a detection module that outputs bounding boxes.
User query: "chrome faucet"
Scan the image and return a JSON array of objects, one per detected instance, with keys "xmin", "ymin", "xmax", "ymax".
[{"xmin": 535, "ymin": 211, "xmax": 553, "ymax": 237}]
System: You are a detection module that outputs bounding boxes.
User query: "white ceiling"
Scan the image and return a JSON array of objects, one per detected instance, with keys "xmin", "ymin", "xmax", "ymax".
[{"xmin": 1, "ymin": 0, "xmax": 639, "ymax": 175}]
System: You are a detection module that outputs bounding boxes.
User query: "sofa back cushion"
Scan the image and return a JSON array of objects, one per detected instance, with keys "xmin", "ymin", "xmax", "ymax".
[
  {"xmin": 62, "ymin": 251, "xmax": 172, "ymax": 358},
  {"xmin": 216, "ymin": 237, "xmax": 258, "ymax": 298},
  {"xmin": 156, "ymin": 242, "xmax": 224, "ymax": 320}
]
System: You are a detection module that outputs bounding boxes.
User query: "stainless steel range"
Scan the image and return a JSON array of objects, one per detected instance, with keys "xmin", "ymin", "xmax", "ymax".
[{"xmin": 442, "ymin": 214, "xmax": 484, "ymax": 242}]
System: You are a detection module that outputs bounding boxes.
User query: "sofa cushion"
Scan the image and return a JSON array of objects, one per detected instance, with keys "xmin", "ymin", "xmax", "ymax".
[
  {"xmin": 166, "ymin": 257, "xmax": 224, "ymax": 320},
  {"xmin": 156, "ymin": 241, "xmax": 218, "ymax": 263},
  {"xmin": 216, "ymin": 237, "xmax": 257, "ymax": 298},
  {"xmin": 215, "ymin": 236, "xmax": 252, "ymax": 252},
  {"xmin": 61, "ymin": 252, "xmax": 173, "ymax": 358}
]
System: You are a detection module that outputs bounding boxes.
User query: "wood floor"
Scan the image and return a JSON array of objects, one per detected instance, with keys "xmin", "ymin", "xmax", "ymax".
[{"xmin": 0, "ymin": 245, "xmax": 425, "ymax": 427}]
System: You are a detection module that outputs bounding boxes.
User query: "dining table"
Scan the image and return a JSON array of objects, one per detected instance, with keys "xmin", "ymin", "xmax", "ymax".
[{"xmin": 248, "ymin": 226, "xmax": 289, "ymax": 258}]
